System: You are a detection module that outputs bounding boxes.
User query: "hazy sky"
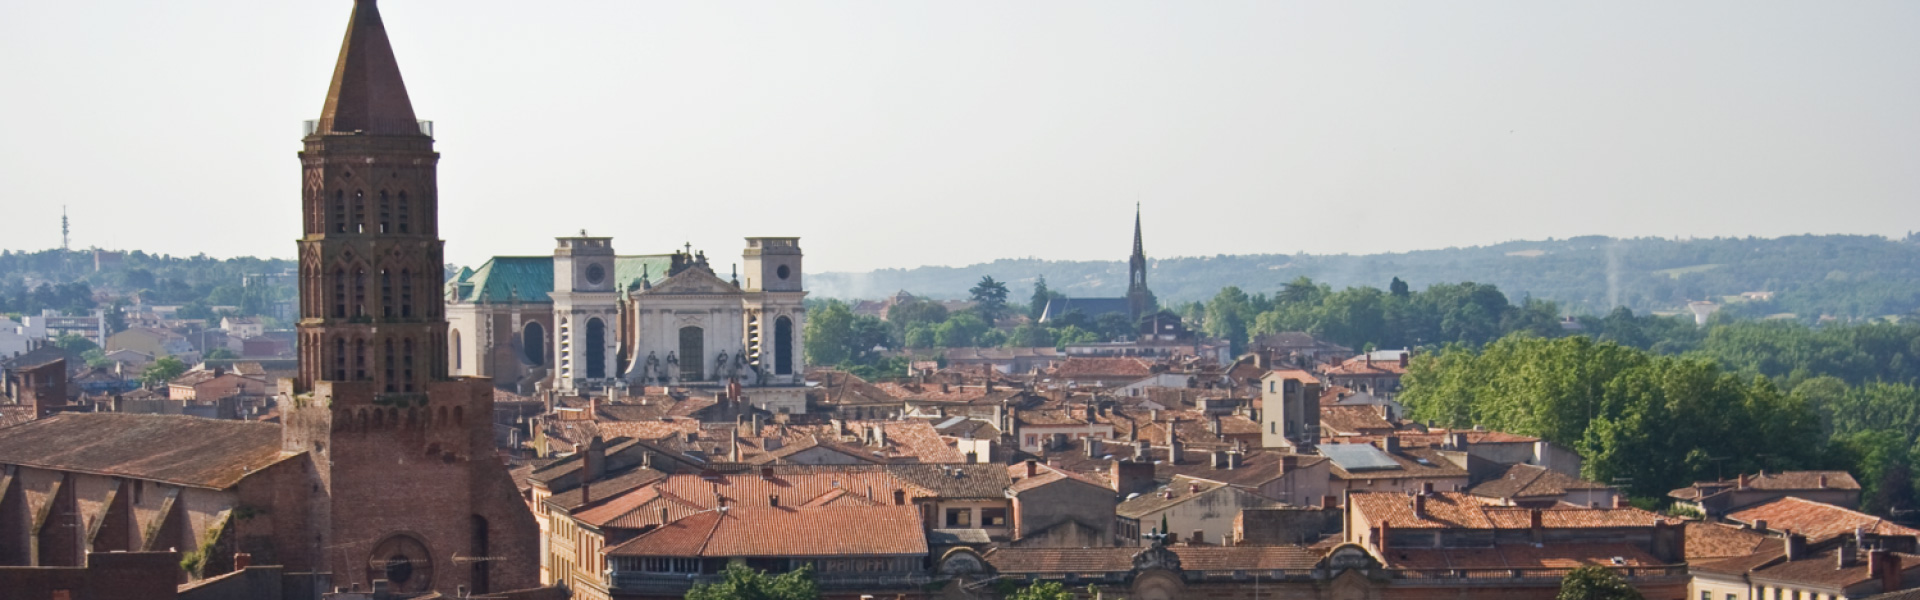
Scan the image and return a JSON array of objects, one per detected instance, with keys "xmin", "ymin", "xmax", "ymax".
[{"xmin": 3, "ymin": 1, "xmax": 1916, "ymax": 272}]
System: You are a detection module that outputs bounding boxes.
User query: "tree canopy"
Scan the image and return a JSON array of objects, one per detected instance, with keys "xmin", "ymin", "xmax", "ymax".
[{"xmin": 684, "ymin": 563, "xmax": 819, "ymax": 600}]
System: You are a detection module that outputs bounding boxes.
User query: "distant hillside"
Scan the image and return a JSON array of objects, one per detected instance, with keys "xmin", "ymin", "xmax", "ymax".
[{"xmin": 810, "ymin": 234, "xmax": 1920, "ymax": 318}]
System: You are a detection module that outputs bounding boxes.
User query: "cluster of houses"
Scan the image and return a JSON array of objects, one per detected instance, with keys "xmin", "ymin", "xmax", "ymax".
[{"xmin": 496, "ymin": 334, "xmax": 1920, "ymax": 600}]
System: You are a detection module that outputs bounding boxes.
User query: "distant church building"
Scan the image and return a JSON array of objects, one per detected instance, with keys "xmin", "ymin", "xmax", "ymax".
[
  {"xmin": 1039, "ymin": 207, "xmax": 1157, "ymax": 323},
  {"xmin": 447, "ymin": 237, "xmax": 808, "ymax": 411}
]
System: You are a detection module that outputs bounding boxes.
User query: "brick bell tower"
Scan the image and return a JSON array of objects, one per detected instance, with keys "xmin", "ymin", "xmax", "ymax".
[{"xmin": 279, "ymin": 0, "xmax": 538, "ymax": 594}]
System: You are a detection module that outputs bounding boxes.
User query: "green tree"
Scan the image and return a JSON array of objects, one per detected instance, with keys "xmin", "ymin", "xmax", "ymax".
[
  {"xmin": 1205, "ymin": 286, "xmax": 1253, "ymax": 352},
  {"xmin": 1389, "ymin": 276, "xmax": 1410, "ymax": 298},
  {"xmin": 50, "ymin": 333, "xmax": 98, "ymax": 356},
  {"xmin": 935, "ymin": 313, "xmax": 991, "ymax": 348},
  {"xmin": 969, "ymin": 276, "xmax": 1012, "ymax": 323},
  {"xmin": 886, "ymin": 298, "xmax": 948, "ymax": 334},
  {"xmin": 1005, "ymin": 580, "xmax": 1076, "ymax": 600},
  {"xmin": 1006, "ymin": 323, "xmax": 1055, "ymax": 348},
  {"xmin": 1030, "ymin": 276, "xmax": 1053, "ymax": 319},
  {"xmin": 685, "ymin": 563, "xmax": 819, "ymax": 600},
  {"xmin": 1557, "ymin": 565, "xmax": 1643, "ymax": 600},
  {"xmin": 141, "ymin": 356, "xmax": 188, "ymax": 387},
  {"xmin": 205, "ymin": 348, "xmax": 239, "ymax": 360},
  {"xmin": 803, "ymin": 300, "xmax": 856, "ymax": 366}
]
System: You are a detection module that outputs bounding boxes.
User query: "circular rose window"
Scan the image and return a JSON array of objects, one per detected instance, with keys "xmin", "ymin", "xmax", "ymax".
[
  {"xmin": 367, "ymin": 534, "xmax": 434, "ymax": 592},
  {"xmin": 776, "ymin": 265, "xmax": 791, "ymax": 280},
  {"xmin": 585, "ymin": 263, "xmax": 606, "ymax": 285}
]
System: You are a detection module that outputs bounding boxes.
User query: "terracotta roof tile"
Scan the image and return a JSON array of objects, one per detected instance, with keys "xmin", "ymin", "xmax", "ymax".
[
  {"xmin": 1727, "ymin": 496, "xmax": 1920, "ymax": 543},
  {"xmin": 1685, "ymin": 521, "xmax": 1772, "ymax": 560},
  {"xmin": 1053, "ymin": 357, "xmax": 1154, "ymax": 379},
  {"xmin": 0, "ymin": 413, "xmax": 289, "ymax": 489},
  {"xmin": 608, "ymin": 506, "xmax": 927, "ymax": 557},
  {"xmin": 1469, "ymin": 464, "xmax": 1611, "ymax": 500},
  {"xmin": 1350, "ymin": 491, "xmax": 1674, "ymax": 530}
]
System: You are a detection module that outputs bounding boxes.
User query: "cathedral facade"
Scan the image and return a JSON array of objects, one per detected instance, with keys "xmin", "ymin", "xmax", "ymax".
[{"xmin": 447, "ymin": 237, "xmax": 808, "ymax": 411}]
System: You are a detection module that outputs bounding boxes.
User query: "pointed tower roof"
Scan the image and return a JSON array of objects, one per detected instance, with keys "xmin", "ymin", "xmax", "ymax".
[{"xmin": 316, "ymin": 0, "xmax": 421, "ymax": 135}]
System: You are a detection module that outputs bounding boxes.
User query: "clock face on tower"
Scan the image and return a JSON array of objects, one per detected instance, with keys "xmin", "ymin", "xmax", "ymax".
[{"xmin": 585, "ymin": 263, "xmax": 606, "ymax": 286}]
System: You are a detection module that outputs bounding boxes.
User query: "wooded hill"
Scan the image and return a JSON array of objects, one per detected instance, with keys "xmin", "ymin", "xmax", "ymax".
[{"xmin": 810, "ymin": 234, "xmax": 1920, "ymax": 319}]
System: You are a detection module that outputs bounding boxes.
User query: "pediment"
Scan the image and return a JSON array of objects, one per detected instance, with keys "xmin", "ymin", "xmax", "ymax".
[{"xmin": 639, "ymin": 268, "xmax": 741, "ymax": 296}]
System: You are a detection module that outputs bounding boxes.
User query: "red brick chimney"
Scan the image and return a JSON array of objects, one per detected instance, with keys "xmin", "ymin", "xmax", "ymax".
[
  {"xmin": 1399, "ymin": 352, "xmax": 1409, "ymax": 368},
  {"xmin": 233, "ymin": 553, "xmax": 252, "ymax": 570},
  {"xmin": 1024, "ymin": 459, "xmax": 1038, "ymax": 478},
  {"xmin": 1874, "ymin": 551, "xmax": 1903, "ymax": 591}
]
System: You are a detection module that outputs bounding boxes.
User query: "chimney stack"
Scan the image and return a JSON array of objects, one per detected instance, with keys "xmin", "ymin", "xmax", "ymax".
[
  {"xmin": 1024, "ymin": 459, "xmax": 1039, "ymax": 478},
  {"xmin": 1382, "ymin": 435, "xmax": 1401, "ymax": 455},
  {"xmin": 1399, "ymin": 351, "xmax": 1409, "ymax": 368},
  {"xmin": 1413, "ymin": 494, "xmax": 1427, "ymax": 519},
  {"xmin": 1191, "ymin": 530, "xmax": 1204, "ymax": 546},
  {"xmin": 1872, "ymin": 550, "xmax": 1903, "ymax": 591},
  {"xmin": 1786, "ymin": 532, "xmax": 1808, "ymax": 561}
]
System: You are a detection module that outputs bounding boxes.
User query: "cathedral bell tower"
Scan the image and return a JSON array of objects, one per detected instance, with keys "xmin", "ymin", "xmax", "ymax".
[{"xmin": 280, "ymin": 1, "xmax": 538, "ymax": 594}]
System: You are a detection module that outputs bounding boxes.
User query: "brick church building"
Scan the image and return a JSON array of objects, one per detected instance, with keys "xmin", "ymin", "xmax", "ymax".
[{"xmin": 276, "ymin": 0, "xmax": 540, "ymax": 594}]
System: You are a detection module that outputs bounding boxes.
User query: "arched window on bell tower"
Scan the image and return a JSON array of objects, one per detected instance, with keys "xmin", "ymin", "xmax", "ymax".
[
  {"xmin": 333, "ymin": 190, "xmax": 347, "ymax": 233},
  {"xmin": 403, "ymin": 338, "xmax": 416, "ymax": 392},
  {"xmin": 400, "ymin": 269, "xmax": 414, "ymax": 318},
  {"xmin": 334, "ymin": 337, "xmax": 347, "ymax": 381},
  {"xmin": 384, "ymin": 338, "xmax": 396, "ymax": 393},
  {"xmin": 379, "ymin": 190, "xmax": 391, "ymax": 233},
  {"xmin": 381, "ymin": 269, "xmax": 394, "ymax": 318},
  {"xmin": 397, "ymin": 191, "xmax": 410, "ymax": 233},
  {"xmin": 354, "ymin": 268, "xmax": 368, "ymax": 317},
  {"xmin": 333, "ymin": 268, "xmax": 347, "ymax": 318},
  {"xmin": 352, "ymin": 190, "xmax": 365, "ymax": 234},
  {"xmin": 354, "ymin": 338, "xmax": 368, "ymax": 381}
]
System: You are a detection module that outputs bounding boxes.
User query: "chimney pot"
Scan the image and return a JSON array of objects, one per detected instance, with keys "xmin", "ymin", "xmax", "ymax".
[{"xmin": 1191, "ymin": 530, "xmax": 1204, "ymax": 545}]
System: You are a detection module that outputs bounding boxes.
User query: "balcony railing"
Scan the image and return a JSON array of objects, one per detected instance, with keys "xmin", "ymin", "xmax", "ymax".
[{"xmin": 302, "ymin": 119, "xmax": 434, "ymax": 137}]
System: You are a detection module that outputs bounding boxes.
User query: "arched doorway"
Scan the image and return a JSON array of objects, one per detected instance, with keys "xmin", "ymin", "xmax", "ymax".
[
  {"xmin": 523, "ymin": 322, "xmax": 546, "ymax": 366},
  {"xmin": 678, "ymin": 326, "xmax": 704, "ymax": 381},
  {"xmin": 585, "ymin": 318, "xmax": 606, "ymax": 379},
  {"xmin": 774, "ymin": 316, "xmax": 794, "ymax": 375}
]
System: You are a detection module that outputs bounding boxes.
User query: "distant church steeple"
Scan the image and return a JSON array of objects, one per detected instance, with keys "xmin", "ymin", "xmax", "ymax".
[{"xmin": 1127, "ymin": 203, "xmax": 1152, "ymax": 319}]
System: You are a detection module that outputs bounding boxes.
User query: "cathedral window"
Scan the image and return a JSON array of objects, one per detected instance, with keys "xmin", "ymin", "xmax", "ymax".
[
  {"xmin": 585, "ymin": 318, "xmax": 606, "ymax": 379},
  {"xmin": 333, "ymin": 268, "xmax": 347, "ymax": 318},
  {"xmin": 403, "ymin": 338, "xmax": 416, "ymax": 392},
  {"xmin": 381, "ymin": 269, "xmax": 394, "ymax": 317},
  {"xmin": 355, "ymin": 338, "xmax": 368, "ymax": 381},
  {"xmin": 352, "ymin": 190, "xmax": 365, "ymax": 234},
  {"xmin": 523, "ymin": 322, "xmax": 546, "ymax": 366},
  {"xmin": 400, "ymin": 269, "xmax": 414, "ymax": 317},
  {"xmin": 397, "ymin": 192, "xmax": 410, "ymax": 233},
  {"xmin": 379, "ymin": 191, "xmax": 391, "ymax": 233},
  {"xmin": 774, "ymin": 316, "xmax": 794, "ymax": 376},
  {"xmin": 384, "ymin": 338, "xmax": 396, "ymax": 393},
  {"xmin": 333, "ymin": 190, "xmax": 347, "ymax": 233},
  {"xmin": 334, "ymin": 337, "xmax": 347, "ymax": 381},
  {"xmin": 450, "ymin": 330, "xmax": 462, "ymax": 371}
]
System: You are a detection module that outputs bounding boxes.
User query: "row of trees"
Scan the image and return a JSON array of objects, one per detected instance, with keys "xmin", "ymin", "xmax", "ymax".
[
  {"xmin": 1179, "ymin": 277, "xmax": 1564, "ymax": 353},
  {"xmin": 1401, "ymin": 332, "xmax": 1920, "ymax": 513}
]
